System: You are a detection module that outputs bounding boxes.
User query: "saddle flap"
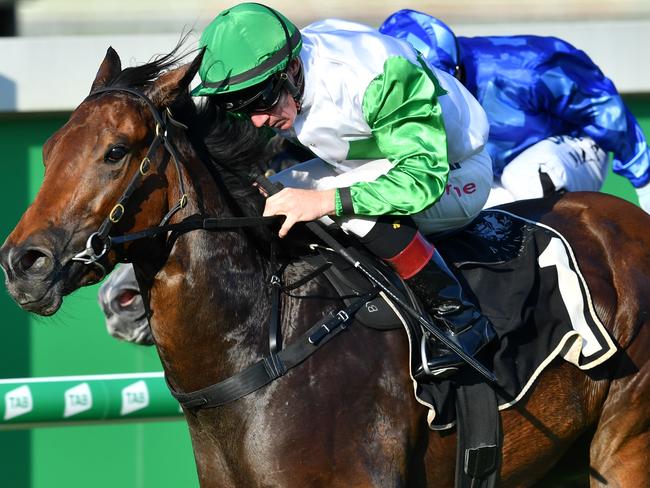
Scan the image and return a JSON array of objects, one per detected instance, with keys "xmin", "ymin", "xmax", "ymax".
[{"xmin": 303, "ymin": 245, "xmax": 410, "ymax": 330}]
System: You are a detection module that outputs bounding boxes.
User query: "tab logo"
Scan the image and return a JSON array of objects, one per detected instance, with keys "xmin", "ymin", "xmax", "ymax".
[
  {"xmin": 120, "ymin": 380, "xmax": 149, "ymax": 416},
  {"xmin": 64, "ymin": 383, "xmax": 93, "ymax": 418},
  {"xmin": 4, "ymin": 385, "xmax": 33, "ymax": 420}
]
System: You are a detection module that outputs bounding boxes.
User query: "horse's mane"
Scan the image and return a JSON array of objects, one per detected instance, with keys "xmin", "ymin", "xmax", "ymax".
[{"xmin": 104, "ymin": 40, "xmax": 276, "ymax": 246}]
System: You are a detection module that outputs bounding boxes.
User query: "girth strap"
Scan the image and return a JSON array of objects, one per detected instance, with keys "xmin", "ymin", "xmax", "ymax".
[
  {"xmin": 168, "ymin": 290, "xmax": 377, "ymax": 410},
  {"xmin": 454, "ymin": 370, "xmax": 502, "ymax": 488}
]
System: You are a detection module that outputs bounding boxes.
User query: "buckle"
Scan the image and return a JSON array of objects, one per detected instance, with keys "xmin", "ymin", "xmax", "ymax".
[
  {"xmin": 72, "ymin": 232, "xmax": 111, "ymax": 265},
  {"xmin": 336, "ymin": 310, "xmax": 349, "ymax": 328},
  {"xmin": 270, "ymin": 275, "xmax": 281, "ymax": 287}
]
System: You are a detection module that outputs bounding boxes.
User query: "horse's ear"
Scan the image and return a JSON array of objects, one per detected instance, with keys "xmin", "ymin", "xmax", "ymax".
[
  {"xmin": 91, "ymin": 47, "xmax": 122, "ymax": 93},
  {"xmin": 146, "ymin": 50, "xmax": 204, "ymax": 108}
]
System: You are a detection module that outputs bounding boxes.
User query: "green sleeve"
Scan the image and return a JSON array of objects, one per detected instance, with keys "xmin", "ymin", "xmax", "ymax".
[{"xmin": 337, "ymin": 56, "xmax": 450, "ymax": 216}]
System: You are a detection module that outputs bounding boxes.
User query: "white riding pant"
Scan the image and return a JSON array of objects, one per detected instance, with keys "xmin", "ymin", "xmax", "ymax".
[
  {"xmin": 485, "ymin": 135, "xmax": 608, "ymax": 208},
  {"xmin": 270, "ymin": 148, "xmax": 493, "ymax": 237}
]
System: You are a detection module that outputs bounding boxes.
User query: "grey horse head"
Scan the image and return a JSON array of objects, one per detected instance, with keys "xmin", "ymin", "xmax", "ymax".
[{"xmin": 98, "ymin": 264, "xmax": 153, "ymax": 345}]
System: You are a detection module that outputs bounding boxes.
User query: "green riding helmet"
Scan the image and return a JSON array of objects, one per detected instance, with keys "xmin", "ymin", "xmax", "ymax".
[{"xmin": 192, "ymin": 3, "xmax": 303, "ymax": 98}]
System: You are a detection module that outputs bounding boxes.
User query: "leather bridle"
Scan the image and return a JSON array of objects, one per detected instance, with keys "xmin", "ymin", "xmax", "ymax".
[{"xmin": 72, "ymin": 87, "xmax": 190, "ymax": 275}]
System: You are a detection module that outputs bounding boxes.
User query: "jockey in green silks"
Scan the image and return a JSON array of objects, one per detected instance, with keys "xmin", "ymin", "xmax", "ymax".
[{"xmin": 192, "ymin": 3, "xmax": 496, "ymax": 376}]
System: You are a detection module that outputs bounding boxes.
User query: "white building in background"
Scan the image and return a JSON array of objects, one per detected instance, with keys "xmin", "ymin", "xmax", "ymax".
[
  {"xmin": 1, "ymin": 0, "xmax": 650, "ymax": 113},
  {"xmin": 15, "ymin": 0, "xmax": 650, "ymax": 36},
  {"xmin": 2, "ymin": 18, "xmax": 650, "ymax": 114}
]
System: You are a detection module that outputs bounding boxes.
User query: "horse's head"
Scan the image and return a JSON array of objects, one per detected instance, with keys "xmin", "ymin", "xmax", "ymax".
[{"xmin": 0, "ymin": 47, "xmax": 201, "ymax": 315}]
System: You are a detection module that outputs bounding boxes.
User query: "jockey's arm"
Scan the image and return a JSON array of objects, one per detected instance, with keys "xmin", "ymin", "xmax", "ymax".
[
  {"xmin": 334, "ymin": 56, "xmax": 449, "ymax": 217},
  {"xmin": 265, "ymin": 56, "xmax": 451, "ymax": 236}
]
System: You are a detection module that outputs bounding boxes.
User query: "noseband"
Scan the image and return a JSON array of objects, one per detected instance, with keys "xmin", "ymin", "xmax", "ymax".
[{"xmin": 72, "ymin": 87, "xmax": 189, "ymax": 275}]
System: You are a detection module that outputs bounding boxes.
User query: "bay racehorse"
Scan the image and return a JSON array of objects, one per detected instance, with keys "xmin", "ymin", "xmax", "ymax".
[{"xmin": 1, "ymin": 47, "xmax": 648, "ymax": 487}]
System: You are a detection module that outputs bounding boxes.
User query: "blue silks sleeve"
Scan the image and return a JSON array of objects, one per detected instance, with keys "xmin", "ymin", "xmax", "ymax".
[{"xmin": 537, "ymin": 50, "xmax": 650, "ymax": 188}]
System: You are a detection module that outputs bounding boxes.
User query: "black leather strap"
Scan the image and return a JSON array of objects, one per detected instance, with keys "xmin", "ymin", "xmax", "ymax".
[
  {"xmin": 168, "ymin": 290, "xmax": 377, "ymax": 410},
  {"xmin": 279, "ymin": 261, "xmax": 331, "ymax": 292},
  {"xmin": 454, "ymin": 370, "xmax": 502, "ymax": 488},
  {"xmin": 268, "ymin": 237, "xmax": 284, "ymax": 376},
  {"xmin": 539, "ymin": 170, "xmax": 557, "ymax": 197},
  {"xmin": 110, "ymin": 215, "xmax": 280, "ymax": 245}
]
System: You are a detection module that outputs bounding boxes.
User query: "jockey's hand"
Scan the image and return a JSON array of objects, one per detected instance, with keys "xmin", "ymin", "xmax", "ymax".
[
  {"xmin": 263, "ymin": 188, "xmax": 336, "ymax": 238},
  {"xmin": 636, "ymin": 183, "xmax": 650, "ymax": 214}
]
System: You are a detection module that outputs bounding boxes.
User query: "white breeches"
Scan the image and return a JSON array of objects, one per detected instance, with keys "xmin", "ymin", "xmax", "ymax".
[{"xmin": 485, "ymin": 135, "xmax": 608, "ymax": 208}]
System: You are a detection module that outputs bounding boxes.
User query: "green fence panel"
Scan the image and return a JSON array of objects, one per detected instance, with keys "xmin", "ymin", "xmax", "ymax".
[{"xmin": 0, "ymin": 373, "xmax": 182, "ymax": 429}]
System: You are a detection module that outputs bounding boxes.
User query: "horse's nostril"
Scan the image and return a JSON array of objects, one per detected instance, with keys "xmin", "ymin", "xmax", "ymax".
[
  {"xmin": 18, "ymin": 248, "xmax": 52, "ymax": 275},
  {"xmin": 116, "ymin": 289, "xmax": 139, "ymax": 309}
]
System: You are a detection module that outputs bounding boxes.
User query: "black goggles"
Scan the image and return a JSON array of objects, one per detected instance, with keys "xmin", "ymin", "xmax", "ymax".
[{"xmin": 217, "ymin": 73, "xmax": 287, "ymax": 114}]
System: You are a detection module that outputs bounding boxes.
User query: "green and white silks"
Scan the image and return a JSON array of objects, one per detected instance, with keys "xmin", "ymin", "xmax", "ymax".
[{"xmin": 278, "ymin": 19, "xmax": 490, "ymax": 216}]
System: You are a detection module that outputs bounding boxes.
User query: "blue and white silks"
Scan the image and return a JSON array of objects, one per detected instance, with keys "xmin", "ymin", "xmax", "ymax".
[{"xmin": 380, "ymin": 10, "xmax": 650, "ymax": 188}]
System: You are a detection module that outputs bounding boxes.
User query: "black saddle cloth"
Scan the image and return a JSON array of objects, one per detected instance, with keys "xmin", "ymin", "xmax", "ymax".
[{"xmin": 306, "ymin": 208, "xmax": 617, "ymax": 429}]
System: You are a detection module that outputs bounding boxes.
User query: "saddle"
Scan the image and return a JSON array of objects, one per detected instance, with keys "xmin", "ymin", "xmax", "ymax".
[
  {"xmin": 300, "ymin": 207, "xmax": 616, "ymax": 487},
  {"xmin": 300, "ymin": 207, "xmax": 616, "ymax": 427},
  {"xmin": 301, "ymin": 245, "xmax": 417, "ymax": 331}
]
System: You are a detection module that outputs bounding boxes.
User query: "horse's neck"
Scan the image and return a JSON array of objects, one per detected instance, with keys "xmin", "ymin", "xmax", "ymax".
[{"xmin": 144, "ymin": 142, "xmax": 272, "ymax": 393}]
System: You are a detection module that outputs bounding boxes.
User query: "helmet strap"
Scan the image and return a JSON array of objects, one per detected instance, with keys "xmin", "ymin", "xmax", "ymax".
[
  {"xmin": 280, "ymin": 61, "xmax": 304, "ymax": 112},
  {"xmin": 258, "ymin": 4, "xmax": 303, "ymax": 110}
]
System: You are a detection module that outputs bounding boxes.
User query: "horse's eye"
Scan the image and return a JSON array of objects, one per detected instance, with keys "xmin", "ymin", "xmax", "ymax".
[{"xmin": 105, "ymin": 145, "xmax": 129, "ymax": 163}]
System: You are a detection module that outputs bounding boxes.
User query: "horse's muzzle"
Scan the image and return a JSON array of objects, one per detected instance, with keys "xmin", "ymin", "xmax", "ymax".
[{"xmin": 1, "ymin": 238, "xmax": 64, "ymax": 315}]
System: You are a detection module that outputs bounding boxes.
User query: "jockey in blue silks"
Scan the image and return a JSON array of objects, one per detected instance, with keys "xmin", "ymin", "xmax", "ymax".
[{"xmin": 380, "ymin": 9, "xmax": 650, "ymax": 211}]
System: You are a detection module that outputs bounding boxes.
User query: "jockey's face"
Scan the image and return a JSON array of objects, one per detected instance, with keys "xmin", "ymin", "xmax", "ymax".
[{"xmin": 249, "ymin": 90, "xmax": 298, "ymax": 130}]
